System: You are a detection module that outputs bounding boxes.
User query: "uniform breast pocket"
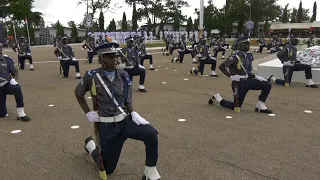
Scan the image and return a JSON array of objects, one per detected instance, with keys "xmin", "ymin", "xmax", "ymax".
[
  {"xmin": 0, "ymin": 65, "xmax": 8, "ymax": 72},
  {"xmin": 96, "ymin": 85, "xmax": 107, "ymax": 97},
  {"xmin": 113, "ymin": 81, "xmax": 125, "ymax": 98},
  {"xmin": 114, "ymin": 88, "xmax": 124, "ymax": 98}
]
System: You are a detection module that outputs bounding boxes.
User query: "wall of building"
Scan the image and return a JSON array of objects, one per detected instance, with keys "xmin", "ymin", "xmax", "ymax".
[{"xmin": 34, "ymin": 27, "xmax": 86, "ymax": 38}]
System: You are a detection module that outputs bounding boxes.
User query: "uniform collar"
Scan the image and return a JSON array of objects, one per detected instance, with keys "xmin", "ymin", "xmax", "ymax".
[{"xmin": 99, "ymin": 68, "xmax": 121, "ymax": 80}]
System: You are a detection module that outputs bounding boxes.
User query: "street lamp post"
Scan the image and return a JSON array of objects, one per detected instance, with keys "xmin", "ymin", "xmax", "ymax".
[
  {"xmin": 85, "ymin": 0, "xmax": 89, "ymax": 39},
  {"xmin": 199, "ymin": 0, "xmax": 204, "ymax": 40}
]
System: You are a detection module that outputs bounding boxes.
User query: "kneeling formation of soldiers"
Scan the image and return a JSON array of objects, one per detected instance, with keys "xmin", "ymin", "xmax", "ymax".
[{"xmin": 1, "ymin": 30, "xmax": 319, "ymax": 180}]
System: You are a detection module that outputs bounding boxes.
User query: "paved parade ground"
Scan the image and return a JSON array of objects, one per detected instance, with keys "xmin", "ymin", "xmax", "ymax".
[{"xmin": 0, "ymin": 45, "xmax": 320, "ymax": 180}]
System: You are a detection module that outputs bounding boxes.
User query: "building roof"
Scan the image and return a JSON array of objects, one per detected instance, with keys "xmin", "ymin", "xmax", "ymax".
[
  {"xmin": 270, "ymin": 22, "xmax": 312, "ymax": 30},
  {"xmin": 311, "ymin": 21, "xmax": 320, "ymax": 27},
  {"xmin": 34, "ymin": 26, "xmax": 86, "ymax": 31}
]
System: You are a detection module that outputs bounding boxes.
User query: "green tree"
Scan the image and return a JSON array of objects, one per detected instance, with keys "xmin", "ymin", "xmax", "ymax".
[
  {"xmin": 99, "ymin": 11, "xmax": 104, "ymax": 31},
  {"xmin": 291, "ymin": 8, "xmax": 297, "ymax": 23},
  {"xmin": 186, "ymin": 17, "xmax": 193, "ymax": 32},
  {"xmin": 71, "ymin": 23, "xmax": 78, "ymax": 42},
  {"xmin": 0, "ymin": 0, "xmax": 42, "ymax": 27},
  {"xmin": 0, "ymin": 0, "xmax": 11, "ymax": 18},
  {"xmin": 281, "ymin": 4, "xmax": 290, "ymax": 23},
  {"xmin": 121, "ymin": 12, "xmax": 128, "ymax": 31},
  {"xmin": 162, "ymin": 0, "xmax": 189, "ymax": 23},
  {"xmin": 158, "ymin": 20, "xmax": 164, "ymax": 36},
  {"xmin": 193, "ymin": 18, "xmax": 199, "ymax": 30},
  {"xmin": 132, "ymin": 2, "xmax": 138, "ymax": 30},
  {"xmin": 263, "ymin": 16, "xmax": 270, "ymax": 32},
  {"xmin": 147, "ymin": 18, "xmax": 152, "ymax": 34},
  {"xmin": 125, "ymin": 0, "xmax": 138, "ymax": 30},
  {"xmin": 68, "ymin": 21, "xmax": 75, "ymax": 28},
  {"xmin": 55, "ymin": 21, "xmax": 64, "ymax": 37},
  {"xmin": 297, "ymin": 0, "xmax": 303, "ymax": 22},
  {"xmin": 77, "ymin": 0, "xmax": 113, "ymax": 20},
  {"xmin": 310, "ymin": 1, "xmax": 317, "ymax": 22},
  {"xmin": 172, "ymin": 15, "xmax": 180, "ymax": 31},
  {"xmin": 91, "ymin": 21, "xmax": 99, "ymax": 31},
  {"xmin": 78, "ymin": 22, "xmax": 86, "ymax": 29},
  {"xmin": 108, "ymin": 19, "xmax": 116, "ymax": 31}
]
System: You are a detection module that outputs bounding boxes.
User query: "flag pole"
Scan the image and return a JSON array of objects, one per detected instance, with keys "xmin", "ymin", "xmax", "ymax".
[{"xmin": 25, "ymin": 17, "xmax": 31, "ymax": 46}]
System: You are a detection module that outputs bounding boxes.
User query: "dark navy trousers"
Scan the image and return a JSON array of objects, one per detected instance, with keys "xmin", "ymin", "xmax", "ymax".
[
  {"xmin": 18, "ymin": 55, "xmax": 33, "ymax": 69},
  {"xmin": 0, "ymin": 83, "xmax": 24, "ymax": 117},
  {"xmin": 258, "ymin": 44, "xmax": 267, "ymax": 53},
  {"xmin": 60, "ymin": 60, "xmax": 80, "ymax": 78},
  {"xmin": 87, "ymin": 51, "xmax": 97, "ymax": 63},
  {"xmin": 213, "ymin": 47, "xmax": 225, "ymax": 57},
  {"xmin": 275, "ymin": 64, "xmax": 312, "ymax": 85},
  {"xmin": 198, "ymin": 57, "xmax": 217, "ymax": 75},
  {"xmin": 125, "ymin": 67, "xmax": 146, "ymax": 85},
  {"xmin": 140, "ymin": 54, "xmax": 153, "ymax": 66},
  {"xmin": 99, "ymin": 115, "xmax": 158, "ymax": 174},
  {"xmin": 178, "ymin": 49, "xmax": 195, "ymax": 63},
  {"xmin": 220, "ymin": 79, "xmax": 272, "ymax": 109}
]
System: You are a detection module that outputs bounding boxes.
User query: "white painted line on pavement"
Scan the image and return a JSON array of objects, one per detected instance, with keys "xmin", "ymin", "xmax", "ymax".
[
  {"xmin": 71, "ymin": 126, "xmax": 80, "ymax": 129},
  {"xmin": 178, "ymin": 119, "xmax": 186, "ymax": 122},
  {"xmin": 268, "ymin": 114, "xmax": 276, "ymax": 117},
  {"xmin": 226, "ymin": 116, "xmax": 232, "ymax": 119},
  {"xmin": 48, "ymin": 104, "xmax": 54, "ymax": 107},
  {"xmin": 11, "ymin": 130, "xmax": 22, "ymax": 134},
  {"xmin": 304, "ymin": 110, "xmax": 312, "ymax": 113}
]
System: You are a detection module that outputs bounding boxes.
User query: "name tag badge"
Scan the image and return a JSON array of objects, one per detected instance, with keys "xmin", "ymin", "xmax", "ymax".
[{"xmin": 1, "ymin": 64, "xmax": 7, "ymax": 66}]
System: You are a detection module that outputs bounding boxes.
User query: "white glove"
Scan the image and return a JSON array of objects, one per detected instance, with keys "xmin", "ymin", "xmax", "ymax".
[
  {"xmin": 86, "ymin": 111, "xmax": 99, "ymax": 122},
  {"xmin": 139, "ymin": 65, "xmax": 145, "ymax": 69},
  {"xmin": 10, "ymin": 78, "xmax": 18, "ymax": 85},
  {"xmin": 255, "ymin": 75, "xmax": 267, "ymax": 81},
  {"xmin": 26, "ymin": 53, "xmax": 31, "ymax": 56},
  {"xmin": 131, "ymin": 111, "xmax": 149, "ymax": 125},
  {"xmin": 230, "ymin": 75, "xmax": 241, "ymax": 82},
  {"xmin": 72, "ymin": 57, "xmax": 77, "ymax": 61},
  {"xmin": 57, "ymin": 56, "xmax": 62, "ymax": 60},
  {"xmin": 283, "ymin": 61, "xmax": 294, "ymax": 66}
]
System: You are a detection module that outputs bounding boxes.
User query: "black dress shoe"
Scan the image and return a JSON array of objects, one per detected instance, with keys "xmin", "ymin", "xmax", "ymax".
[
  {"xmin": 76, "ymin": 76, "xmax": 82, "ymax": 79},
  {"xmin": 17, "ymin": 116, "xmax": 31, "ymax": 121},
  {"xmin": 306, "ymin": 84, "xmax": 319, "ymax": 88},
  {"xmin": 149, "ymin": 68, "xmax": 155, "ymax": 70},
  {"xmin": 142, "ymin": 175, "xmax": 160, "ymax": 180},
  {"xmin": 138, "ymin": 88, "xmax": 147, "ymax": 92},
  {"xmin": 210, "ymin": 74, "xmax": 219, "ymax": 77},
  {"xmin": 208, "ymin": 96, "xmax": 216, "ymax": 104},
  {"xmin": 267, "ymin": 75, "xmax": 274, "ymax": 81},
  {"xmin": 30, "ymin": 68, "xmax": 34, "ymax": 71},
  {"xmin": 255, "ymin": 108, "xmax": 273, "ymax": 114}
]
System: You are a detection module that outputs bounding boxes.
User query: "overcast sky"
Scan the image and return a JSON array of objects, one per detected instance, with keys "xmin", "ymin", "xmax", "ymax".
[{"xmin": 32, "ymin": 0, "xmax": 319, "ymax": 27}]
